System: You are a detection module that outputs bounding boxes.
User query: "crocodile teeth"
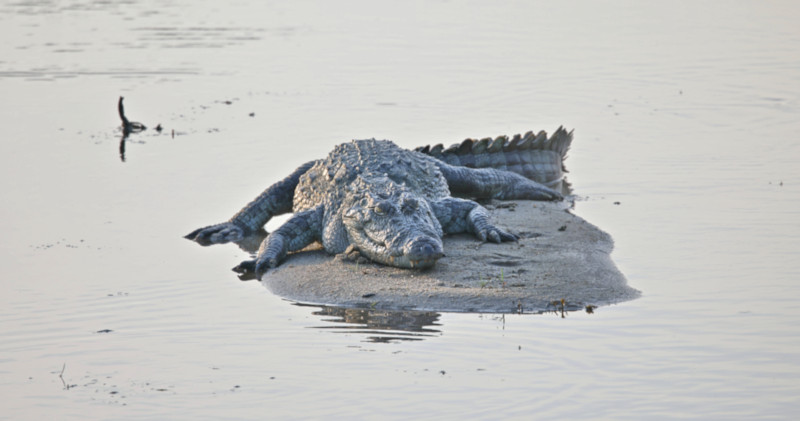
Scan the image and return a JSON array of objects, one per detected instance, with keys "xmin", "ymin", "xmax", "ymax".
[{"xmin": 409, "ymin": 258, "xmax": 435, "ymax": 269}]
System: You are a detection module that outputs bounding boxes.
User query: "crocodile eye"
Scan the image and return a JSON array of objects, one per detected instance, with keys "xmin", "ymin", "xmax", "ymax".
[{"xmin": 372, "ymin": 201, "xmax": 392, "ymax": 216}]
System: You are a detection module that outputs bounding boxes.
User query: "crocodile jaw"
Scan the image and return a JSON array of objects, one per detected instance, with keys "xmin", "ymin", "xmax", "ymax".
[{"xmin": 346, "ymin": 228, "xmax": 443, "ymax": 269}]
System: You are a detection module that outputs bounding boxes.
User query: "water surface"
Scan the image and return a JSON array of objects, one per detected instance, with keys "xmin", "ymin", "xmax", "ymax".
[{"xmin": 1, "ymin": 1, "xmax": 799, "ymax": 419}]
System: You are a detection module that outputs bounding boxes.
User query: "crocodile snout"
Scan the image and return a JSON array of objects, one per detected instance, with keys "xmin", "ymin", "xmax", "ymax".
[{"xmin": 404, "ymin": 237, "xmax": 444, "ymax": 268}]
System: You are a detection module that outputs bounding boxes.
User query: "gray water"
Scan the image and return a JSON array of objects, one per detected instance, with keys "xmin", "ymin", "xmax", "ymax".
[{"xmin": 1, "ymin": 1, "xmax": 799, "ymax": 419}]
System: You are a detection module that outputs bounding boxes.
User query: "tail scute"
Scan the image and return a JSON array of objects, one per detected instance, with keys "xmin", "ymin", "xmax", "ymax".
[
  {"xmin": 415, "ymin": 126, "xmax": 572, "ymax": 161},
  {"xmin": 414, "ymin": 126, "xmax": 574, "ymax": 189}
]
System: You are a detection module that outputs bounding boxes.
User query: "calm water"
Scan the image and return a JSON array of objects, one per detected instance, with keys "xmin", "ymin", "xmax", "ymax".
[{"xmin": 1, "ymin": 1, "xmax": 799, "ymax": 419}]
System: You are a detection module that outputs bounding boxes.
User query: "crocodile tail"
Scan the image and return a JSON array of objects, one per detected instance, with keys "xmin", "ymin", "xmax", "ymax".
[{"xmin": 415, "ymin": 126, "xmax": 573, "ymax": 188}]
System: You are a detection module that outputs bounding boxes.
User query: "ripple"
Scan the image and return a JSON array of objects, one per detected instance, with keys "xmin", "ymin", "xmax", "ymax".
[
  {"xmin": 130, "ymin": 26, "xmax": 274, "ymax": 49},
  {"xmin": 0, "ymin": 67, "xmax": 200, "ymax": 81}
]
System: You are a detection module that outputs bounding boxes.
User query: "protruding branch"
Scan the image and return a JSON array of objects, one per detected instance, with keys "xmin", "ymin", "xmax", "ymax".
[
  {"xmin": 118, "ymin": 96, "xmax": 146, "ymax": 133},
  {"xmin": 118, "ymin": 96, "xmax": 130, "ymax": 126}
]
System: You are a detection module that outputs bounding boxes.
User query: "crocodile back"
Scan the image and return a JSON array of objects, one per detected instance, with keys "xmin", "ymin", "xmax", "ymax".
[{"xmin": 293, "ymin": 139, "xmax": 450, "ymax": 212}]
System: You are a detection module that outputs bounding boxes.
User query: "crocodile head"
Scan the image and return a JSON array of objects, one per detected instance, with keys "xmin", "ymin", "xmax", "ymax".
[{"xmin": 342, "ymin": 179, "xmax": 444, "ymax": 269}]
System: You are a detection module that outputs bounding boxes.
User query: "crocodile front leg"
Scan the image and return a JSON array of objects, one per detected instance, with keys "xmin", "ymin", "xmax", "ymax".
[
  {"xmin": 431, "ymin": 198, "xmax": 517, "ymax": 243},
  {"xmin": 233, "ymin": 204, "xmax": 324, "ymax": 277},
  {"xmin": 185, "ymin": 160, "xmax": 318, "ymax": 245}
]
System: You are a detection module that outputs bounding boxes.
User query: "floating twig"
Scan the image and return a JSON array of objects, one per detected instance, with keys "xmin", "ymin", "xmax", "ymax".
[{"xmin": 58, "ymin": 363, "xmax": 73, "ymax": 390}]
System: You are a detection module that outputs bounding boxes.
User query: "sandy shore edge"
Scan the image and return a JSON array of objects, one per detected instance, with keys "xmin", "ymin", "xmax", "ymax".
[{"xmin": 260, "ymin": 200, "xmax": 639, "ymax": 313}]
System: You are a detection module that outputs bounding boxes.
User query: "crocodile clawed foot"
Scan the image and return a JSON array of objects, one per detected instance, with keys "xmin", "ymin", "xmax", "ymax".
[
  {"xmin": 185, "ymin": 222, "xmax": 245, "ymax": 246},
  {"xmin": 484, "ymin": 227, "xmax": 518, "ymax": 243},
  {"xmin": 474, "ymin": 223, "xmax": 518, "ymax": 243},
  {"xmin": 548, "ymin": 191, "xmax": 564, "ymax": 201},
  {"xmin": 515, "ymin": 180, "xmax": 563, "ymax": 201},
  {"xmin": 232, "ymin": 256, "xmax": 279, "ymax": 279},
  {"xmin": 494, "ymin": 229, "xmax": 518, "ymax": 243},
  {"xmin": 232, "ymin": 260, "xmax": 262, "ymax": 281},
  {"xmin": 531, "ymin": 186, "xmax": 563, "ymax": 201},
  {"xmin": 232, "ymin": 259, "xmax": 256, "ymax": 274}
]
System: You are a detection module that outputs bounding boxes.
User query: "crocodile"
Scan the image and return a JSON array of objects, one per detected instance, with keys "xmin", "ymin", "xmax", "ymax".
[{"xmin": 185, "ymin": 127, "xmax": 572, "ymax": 277}]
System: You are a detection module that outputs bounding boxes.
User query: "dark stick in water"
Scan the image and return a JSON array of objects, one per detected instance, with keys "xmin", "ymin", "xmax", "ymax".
[{"xmin": 118, "ymin": 96, "xmax": 146, "ymax": 133}]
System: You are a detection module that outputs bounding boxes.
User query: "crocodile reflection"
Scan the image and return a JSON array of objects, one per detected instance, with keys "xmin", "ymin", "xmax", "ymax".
[{"xmin": 296, "ymin": 303, "xmax": 442, "ymax": 343}]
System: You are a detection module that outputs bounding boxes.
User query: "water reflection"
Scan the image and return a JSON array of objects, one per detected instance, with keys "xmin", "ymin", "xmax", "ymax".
[
  {"xmin": 298, "ymin": 301, "xmax": 596, "ymax": 343},
  {"xmin": 297, "ymin": 303, "xmax": 443, "ymax": 343},
  {"xmin": 233, "ymin": 229, "xmax": 269, "ymax": 256}
]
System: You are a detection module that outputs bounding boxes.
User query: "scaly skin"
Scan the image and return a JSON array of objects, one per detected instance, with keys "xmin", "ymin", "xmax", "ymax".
[
  {"xmin": 415, "ymin": 126, "xmax": 573, "ymax": 189},
  {"xmin": 186, "ymin": 130, "xmax": 570, "ymax": 277}
]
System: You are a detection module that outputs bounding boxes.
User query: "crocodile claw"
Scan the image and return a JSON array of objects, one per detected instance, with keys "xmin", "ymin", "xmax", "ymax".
[
  {"xmin": 521, "ymin": 183, "xmax": 563, "ymax": 201},
  {"xmin": 232, "ymin": 256, "xmax": 280, "ymax": 278},
  {"xmin": 478, "ymin": 226, "xmax": 518, "ymax": 243},
  {"xmin": 467, "ymin": 205, "xmax": 518, "ymax": 244},
  {"xmin": 232, "ymin": 259, "xmax": 256, "ymax": 274},
  {"xmin": 185, "ymin": 222, "xmax": 245, "ymax": 245}
]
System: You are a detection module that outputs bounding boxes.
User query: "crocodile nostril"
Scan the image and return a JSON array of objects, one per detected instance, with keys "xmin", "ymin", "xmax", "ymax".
[{"xmin": 407, "ymin": 238, "xmax": 444, "ymax": 261}]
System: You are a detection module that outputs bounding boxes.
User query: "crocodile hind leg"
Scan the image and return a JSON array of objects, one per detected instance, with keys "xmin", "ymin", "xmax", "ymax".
[
  {"xmin": 431, "ymin": 197, "xmax": 517, "ymax": 243},
  {"xmin": 233, "ymin": 204, "xmax": 324, "ymax": 277},
  {"xmin": 185, "ymin": 160, "xmax": 318, "ymax": 245},
  {"xmin": 436, "ymin": 162, "xmax": 562, "ymax": 201}
]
